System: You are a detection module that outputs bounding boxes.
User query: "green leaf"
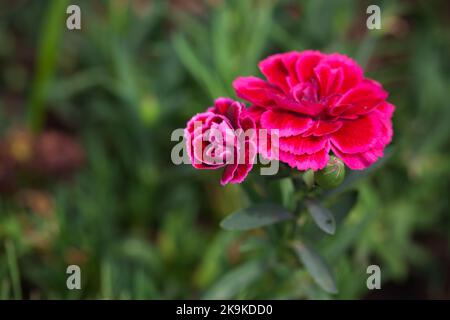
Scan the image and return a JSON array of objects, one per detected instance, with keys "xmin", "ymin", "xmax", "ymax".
[
  {"xmin": 27, "ymin": 0, "xmax": 70, "ymax": 132},
  {"xmin": 306, "ymin": 199, "xmax": 336, "ymax": 235},
  {"xmin": 203, "ymin": 261, "xmax": 265, "ymax": 299},
  {"xmin": 5, "ymin": 240, "xmax": 22, "ymax": 300},
  {"xmin": 172, "ymin": 34, "xmax": 225, "ymax": 98},
  {"xmin": 292, "ymin": 241, "xmax": 338, "ymax": 294},
  {"xmin": 220, "ymin": 203, "xmax": 294, "ymax": 231},
  {"xmin": 212, "ymin": 4, "xmax": 233, "ymax": 83},
  {"xmin": 194, "ymin": 232, "xmax": 238, "ymax": 288}
]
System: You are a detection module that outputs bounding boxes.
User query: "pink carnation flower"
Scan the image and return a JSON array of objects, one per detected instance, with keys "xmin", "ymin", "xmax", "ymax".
[
  {"xmin": 233, "ymin": 50, "xmax": 394, "ymax": 170},
  {"xmin": 185, "ymin": 98, "xmax": 257, "ymax": 185}
]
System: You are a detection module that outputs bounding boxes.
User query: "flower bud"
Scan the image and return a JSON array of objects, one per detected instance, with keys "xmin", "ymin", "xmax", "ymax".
[{"xmin": 315, "ymin": 156, "xmax": 345, "ymax": 189}]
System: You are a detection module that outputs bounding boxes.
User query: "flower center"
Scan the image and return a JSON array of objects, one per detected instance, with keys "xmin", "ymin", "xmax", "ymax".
[
  {"xmin": 290, "ymin": 80, "xmax": 341, "ymax": 120},
  {"xmin": 292, "ymin": 82, "xmax": 319, "ymax": 104}
]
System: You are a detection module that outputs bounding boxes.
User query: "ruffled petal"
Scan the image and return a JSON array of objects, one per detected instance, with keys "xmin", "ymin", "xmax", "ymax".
[
  {"xmin": 260, "ymin": 110, "xmax": 313, "ymax": 137},
  {"xmin": 373, "ymin": 111, "xmax": 393, "ymax": 148},
  {"xmin": 212, "ymin": 98, "xmax": 244, "ymax": 129},
  {"xmin": 279, "ymin": 136, "xmax": 329, "ymax": 155},
  {"xmin": 334, "ymin": 80, "xmax": 388, "ymax": 117},
  {"xmin": 258, "ymin": 54, "xmax": 291, "ymax": 93},
  {"xmin": 220, "ymin": 160, "xmax": 238, "ymax": 185},
  {"xmin": 267, "ymin": 91, "xmax": 325, "ymax": 116},
  {"xmin": 246, "ymin": 105, "xmax": 266, "ymax": 124},
  {"xmin": 376, "ymin": 101, "xmax": 395, "ymax": 119},
  {"xmin": 314, "ymin": 64, "xmax": 344, "ymax": 97},
  {"xmin": 220, "ymin": 137, "xmax": 257, "ymax": 185},
  {"xmin": 233, "ymin": 76, "xmax": 282, "ymax": 106},
  {"xmin": 302, "ymin": 120, "xmax": 343, "ymax": 137},
  {"xmin": 319, "ymin": 53, "xmax": 363, "ymax": 92},
  {"xmin": 330, "ymin": 115, "xmax": 379, "ymax": 154},
  {"xmin": 279, "ymin": 147, "xmax": 330, "ymax": 171},
  {"xmin": 213, "ymin": 97, "xmax": 235, "ymax": 115},
  {"xmin": 332, "ymin": 145, "xmax": 383, "ymax": 170},
  {"xmin": 295, "ymin": 50, "xmax": 325, "ymax": 82}
]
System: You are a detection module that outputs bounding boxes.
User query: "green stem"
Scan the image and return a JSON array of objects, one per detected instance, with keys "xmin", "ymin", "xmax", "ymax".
[
  {"xmin": 27, "ymin": 0, "xmax": 69, "ymax": 132},
  {"xmin": 5, "ymin": 240, "xmax": 22, "ymax": 300}
]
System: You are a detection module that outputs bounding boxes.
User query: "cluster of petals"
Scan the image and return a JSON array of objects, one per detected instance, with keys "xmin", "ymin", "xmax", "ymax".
[
  {"xmin": 185, "ymin": 98, "xmax": 256, "ymax": 185},
  {"xmin": 234, "ymin": 50, "xmax": 394, "ymax": 171},
  {"xmin": 185, "ymin": 50, "xmax": 394, "ymax": 184}
]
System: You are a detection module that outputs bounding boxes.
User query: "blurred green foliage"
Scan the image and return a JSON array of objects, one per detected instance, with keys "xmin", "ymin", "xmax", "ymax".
[{"xmin": 0, "ymin": 0, "xmax": 449, "ymax": 299}]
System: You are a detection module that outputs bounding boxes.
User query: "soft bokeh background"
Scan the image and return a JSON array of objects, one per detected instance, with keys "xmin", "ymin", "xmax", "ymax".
[{"xmin": 0, "ymin": 0, "xmax": 449, "ymax": 299}]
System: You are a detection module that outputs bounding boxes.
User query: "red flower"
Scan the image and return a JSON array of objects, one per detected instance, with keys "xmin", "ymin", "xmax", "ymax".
[
  {"xmin": 185, "ymin": 98, "xmax": 257, "ymax": 185},
  {"xmin": 233, "ymin": 50, "xmax": 394, "ymax": 170}
]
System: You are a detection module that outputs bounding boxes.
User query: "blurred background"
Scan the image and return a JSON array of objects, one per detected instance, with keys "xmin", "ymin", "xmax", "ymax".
[{"xmin": 0, "ymin": 0, "xmax": 449, "ymax": 299}]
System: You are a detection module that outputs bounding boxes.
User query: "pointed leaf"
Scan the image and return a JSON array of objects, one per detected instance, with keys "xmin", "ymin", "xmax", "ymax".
[
  {"xmin": 220, "ymin": 203, "xmax": 294, "ymax": 230},
  {"xmin": 306, "ymin": 199, "xmax": 336, "ymax": 235},
  {"xmin": 203, "ymin": 261, "xmax": 265, "ymax": 299},
  {"xmin": 292, "ymin": 241, "xmax": 338, "ymax": 294}
]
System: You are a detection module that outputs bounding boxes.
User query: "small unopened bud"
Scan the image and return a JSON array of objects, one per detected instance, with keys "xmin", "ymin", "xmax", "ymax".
[{"xmin": 315, "ymin": 156, "xmax": 345, "ymax": 189}]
